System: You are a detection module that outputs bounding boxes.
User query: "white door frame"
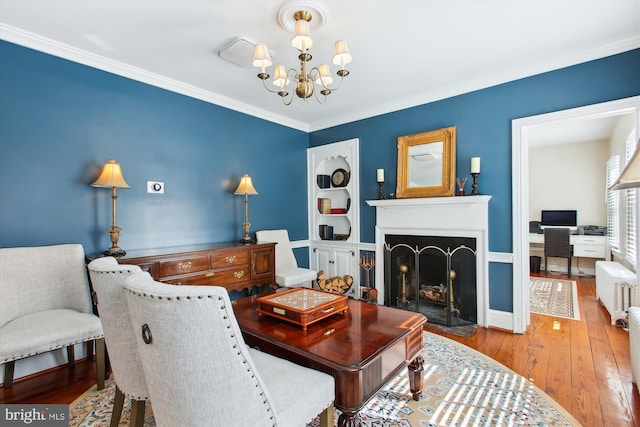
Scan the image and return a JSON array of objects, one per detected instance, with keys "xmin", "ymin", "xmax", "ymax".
[{"xmin": 511, "ymin": 96, "xmax": 640, "ymax": 334}]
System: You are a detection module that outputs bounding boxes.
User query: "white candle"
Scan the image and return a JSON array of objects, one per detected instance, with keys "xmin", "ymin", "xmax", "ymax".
[
  {"xmin": 377, "ymin": 168, "xmax": 384, "ymax": 182},
  {"xmin": 471, "ymin": 157, "xmax": 481, "ymax": 174}
]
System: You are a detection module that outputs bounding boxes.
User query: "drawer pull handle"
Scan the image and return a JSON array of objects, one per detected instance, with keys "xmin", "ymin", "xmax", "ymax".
[
  {"xmin": 321, "ymin": 306, "xmax": 335, "ymax": 314},
  {"xmin": 174, "ymin": 282, "xmax": 183, "ymax": 286},
  {"xmin": 225, "ymin": 256, "xmax": 237, "ymax": 263},
  {"xmin": 178, "ymin": 262, "xmax": 192, "ymax": 271},
  {"xmin": 233, "ymin": 270, "xmax": 245, "ymax": 279},
  {"xmin": 206, "ymin": 272, "xmax": 214, "ymax": 277}
]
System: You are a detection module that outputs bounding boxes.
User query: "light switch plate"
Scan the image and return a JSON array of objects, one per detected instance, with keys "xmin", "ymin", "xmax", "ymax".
[{"xmin": 147, "ymin": 181, "xmax": 164, "ymax": 194}]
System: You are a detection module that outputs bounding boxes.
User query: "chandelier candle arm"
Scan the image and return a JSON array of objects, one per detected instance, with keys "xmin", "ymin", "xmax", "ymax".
[{"xmin": 253, "ymin": 8, "xmax": 351, "ymax": 105}]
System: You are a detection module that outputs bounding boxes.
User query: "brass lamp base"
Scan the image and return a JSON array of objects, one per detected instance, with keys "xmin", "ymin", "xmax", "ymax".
[{"xmin": 239, "ymin": 237, "xmax": 254, "ymax": 245}]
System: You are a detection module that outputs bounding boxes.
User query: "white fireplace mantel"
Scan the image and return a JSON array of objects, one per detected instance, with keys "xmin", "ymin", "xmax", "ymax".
[{"xmin": 366, "ymin": 196, "xmax": 492, "ymax": 327}]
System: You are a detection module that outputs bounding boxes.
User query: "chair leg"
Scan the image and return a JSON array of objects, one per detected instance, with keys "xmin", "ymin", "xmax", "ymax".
[
  {"xmin": 544, "ymin": 256, "xmax": 548, "ymax": 274},
  {"xmin": 129, "ymin": 399, "xmax": 146, "ymax": 427},
  {"xmin": 111, "ymin": 386, "xmax": 126, "ymax": 427},
  {"xmin": 319, "ymin": 403, "xmax": 334, "ymax": 427},
  {"xmin": 86, "ymin": 340, "xmax": 95, "ymax": 360},
  {"xmin": 3, "ymin": 361, "xmax": 15, "ymax": 388},
  {"xmin": 67, "ymin": 345, "xmax": 76, "ymax": 368},
  {"xmin": 95, "ymin": 338, "xmax": 106, "ymax": 390}
]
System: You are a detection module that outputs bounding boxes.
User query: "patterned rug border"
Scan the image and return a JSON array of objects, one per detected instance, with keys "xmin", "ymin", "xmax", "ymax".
[
  {"xmin": 70, "ymin": 331, "xmax": 581, "ymax": 427},
  {"xmin": 530, "ymin": 277, "xmax": 580, "ymax": 321}
]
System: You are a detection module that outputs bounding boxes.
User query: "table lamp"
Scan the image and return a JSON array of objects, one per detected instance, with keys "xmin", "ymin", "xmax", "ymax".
[
  {"xmin": 91, "ymin": 159, "xmax": 130, "ymax": 256},
  {"xmin": 234, "ymin": 173, "xmax": 258, "ymax": 244}
]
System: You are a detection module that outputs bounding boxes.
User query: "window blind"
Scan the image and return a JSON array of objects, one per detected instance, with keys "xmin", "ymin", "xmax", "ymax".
[
  {"xmin": 625, "ymin": 133, "xmax": 637, "ymax": 265},
  {"xmin": 606, "ymin": 155, "xmax": 620, "ymax": 251}
]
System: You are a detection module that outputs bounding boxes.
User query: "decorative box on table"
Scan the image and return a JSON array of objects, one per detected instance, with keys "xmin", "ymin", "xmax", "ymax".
[{"xmin": 256, "ymin": 288, "xmax": 348, "ymax": 332}]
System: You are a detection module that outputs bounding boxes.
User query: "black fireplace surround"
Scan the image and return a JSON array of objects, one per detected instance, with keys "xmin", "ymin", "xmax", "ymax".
[{"xmin": 384, "ymin": 234, "xmax": 477, "ymax": 327}]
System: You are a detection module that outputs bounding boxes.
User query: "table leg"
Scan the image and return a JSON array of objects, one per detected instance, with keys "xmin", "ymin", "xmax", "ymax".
[
  {"xmin": 408, "ymin": 355, "xmax": 424, "ymax": 400},
  {"xmin": 337, "ymin": 410, "xmax": 360, "ymax": 427}
]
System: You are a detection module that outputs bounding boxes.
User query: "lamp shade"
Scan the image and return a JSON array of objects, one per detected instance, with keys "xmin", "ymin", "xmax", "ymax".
[
  {"xmin": 91, "ymin": 159, "xmax": 130, "ymax": 189},
  {"xmin": 234, "ymin": 173, "xmax": 258, "ymax": 195},
  {"xmin": 332, "ymin": 40, "xmax": 352, "ymax": 68},
  {"xmin": 291, "ymin": 19, "xmax": 313, "ymax": 51},
  {"xmin": 272, "ymin": 65, "xmax": 289, "ymax": 89},
  {"xmin": 315, "ymin": 64, "xmax": 333, "ymax": 86},
  {"xmin": 610, "ymin": 139, "xmax": 640, "ymax": 190},
  {"xmin": 252, "ymin": 43, "xmax": 272, "ymax": 71}
]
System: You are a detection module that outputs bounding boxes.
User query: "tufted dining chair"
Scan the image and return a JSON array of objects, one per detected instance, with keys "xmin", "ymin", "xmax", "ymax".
[
  {"xmin": 123, "ymin": 271, "xmax": 335, "ymax": 427},
  {"xmin": 87, "ymin": 257, "xmax": 149, "ymax": 427},
  {"xmin": 256, "ymin": 229, "xmax": 317, "ymax": 288}
]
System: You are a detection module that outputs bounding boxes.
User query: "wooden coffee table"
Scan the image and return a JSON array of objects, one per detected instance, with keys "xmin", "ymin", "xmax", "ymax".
[{"xmin": 233, "ymin": 295, "xmax": 427, "ymax": 427}]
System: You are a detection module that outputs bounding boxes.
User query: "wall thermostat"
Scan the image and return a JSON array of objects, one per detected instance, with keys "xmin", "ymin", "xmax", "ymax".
[{"xmin": 147, "ymin": 181, "xmax": 164, "ymax": 194}]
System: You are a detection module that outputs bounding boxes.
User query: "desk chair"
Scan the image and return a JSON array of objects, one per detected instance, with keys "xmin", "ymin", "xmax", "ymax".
[
  {"xmin": 544, "ymin": 228, "xmax": 572, "ymax": 277},
  {"xmin": 256, "ymin": 229, "xmax": 317, "ymax": 288},
  {"xmin": 123, "ymin": 272, "xmax": 334, "ymax": 427}
]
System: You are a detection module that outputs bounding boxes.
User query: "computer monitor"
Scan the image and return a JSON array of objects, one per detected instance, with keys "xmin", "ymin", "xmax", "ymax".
[{"xmin": 540, "ymin": 210, "xmax": 577, "ymax": 230}]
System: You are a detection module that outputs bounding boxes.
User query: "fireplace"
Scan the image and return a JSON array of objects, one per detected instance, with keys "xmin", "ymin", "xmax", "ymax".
[
  {"xmin": 384, "ymin": 234, "xmax": 477, "ymax": 326},
  {"xmin": 367, "ymin": 196, "xmax": 491, "ymax": 327}
]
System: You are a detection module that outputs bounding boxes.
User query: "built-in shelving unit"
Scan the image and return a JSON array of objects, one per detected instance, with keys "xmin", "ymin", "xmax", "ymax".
[{"xmin": 308, "ymin": 138, "xmax": 360, "ymax": 298}]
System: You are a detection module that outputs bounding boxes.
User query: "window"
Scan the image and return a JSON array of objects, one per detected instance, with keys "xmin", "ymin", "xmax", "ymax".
[
  {"xmin": 606, "ymin": 155, "xmax": 620, "ymax": 251},
  {"xmin": 625, "ymin": 132, "xmax": 637, "ymax": 265}
]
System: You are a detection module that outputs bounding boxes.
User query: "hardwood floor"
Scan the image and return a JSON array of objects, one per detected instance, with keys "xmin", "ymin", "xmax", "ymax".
[{"xmin": 1, "ymin": 274, "xmax": 639, "ymax": 426}]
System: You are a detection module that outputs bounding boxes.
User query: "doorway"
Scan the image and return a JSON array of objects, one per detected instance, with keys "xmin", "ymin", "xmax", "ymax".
[{"xmin": 511, "ymin": 96, "xmax": 640, "ymax": 333}]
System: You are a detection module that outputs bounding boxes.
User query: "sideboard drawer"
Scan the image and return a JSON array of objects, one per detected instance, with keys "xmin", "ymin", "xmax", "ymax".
[
  {"xmin": 209, "ymin": 267, "xmax": 250, "ymax": 286},
  {"xmin": 164, "ymin": 272, "xmax": 216, "ymax": 287},
  {"xmin": 159, "ymin": 255, "xmax": 210, "ymax": 277},
  {"xmin": 211, "ymin": 251, "xmax": 249, "ymax": 269}
]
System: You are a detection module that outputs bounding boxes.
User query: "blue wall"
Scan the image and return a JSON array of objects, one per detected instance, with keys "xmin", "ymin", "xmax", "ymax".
[
  {"xmin": 310, "ymin": 49, "xmax": 640, "ymax": 310},
  {"xmin": 0, "ymin": 41, "xmax": 310, "ymax": 255},
  {"xmin": 2, "ymin": 40, "xmax": 639, "ymax": 312}
]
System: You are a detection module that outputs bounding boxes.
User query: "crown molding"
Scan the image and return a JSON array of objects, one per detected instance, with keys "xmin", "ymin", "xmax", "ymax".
[
  {"xmin": 0, "ymin": 24, "xmax": 310, "ymax": 132},
  {"xmin": 307, "ymin": 35, "xmax": 640, "ymax": 132}
]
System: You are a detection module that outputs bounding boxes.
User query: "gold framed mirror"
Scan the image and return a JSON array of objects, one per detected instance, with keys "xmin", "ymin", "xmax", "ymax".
[{"xmin": 396, "ymin": 126, "xmax": 456, "ymax": 198}]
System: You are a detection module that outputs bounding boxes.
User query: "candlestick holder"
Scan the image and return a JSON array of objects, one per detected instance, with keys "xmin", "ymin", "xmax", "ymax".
[
  {"xmin": 377, "ymin": 182, "xmax": 384, "ymax": 199},
  {"xmin": 470, "ymin": 172, "xmax": 480, "ymax": 195}
]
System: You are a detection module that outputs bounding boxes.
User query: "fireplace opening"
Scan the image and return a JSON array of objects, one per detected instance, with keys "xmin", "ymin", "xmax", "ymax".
[{"xmin": 384, "ymin": 234, "xmax": 477, "ymax": 327}]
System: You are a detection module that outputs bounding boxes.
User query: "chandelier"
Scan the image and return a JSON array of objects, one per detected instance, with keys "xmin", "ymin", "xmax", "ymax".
[{"xmin": 252, "ymin": 9, "xmax": 352, "ymax": 105}]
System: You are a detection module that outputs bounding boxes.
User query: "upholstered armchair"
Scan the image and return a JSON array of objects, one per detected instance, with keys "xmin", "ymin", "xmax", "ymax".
[
  {"xmin": 256, "ymin": 229, "xmax": 317, "ymax": 288},
  {"xmin": 0, "ymin": 244, "xmax": 105, "ymax": 389},
  {"xmin": 87, "ymin": 257, "xmax": 148, "ymax": 427},
  {"xmin": 124, "ymin": 272, "xmax": 334, "ymax": 427}
]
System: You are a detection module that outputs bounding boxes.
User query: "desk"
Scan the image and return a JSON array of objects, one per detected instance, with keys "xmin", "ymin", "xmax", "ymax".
[
  {"xmin": 233, "ymin": 295, "xmax": 427, "ymax": 427},
  {"xmin": 529, "ymin": 233, "xmax": 606, "ymax": 259}
]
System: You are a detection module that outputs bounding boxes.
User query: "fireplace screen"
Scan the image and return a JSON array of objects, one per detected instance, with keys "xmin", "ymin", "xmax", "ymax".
[{"xmin": 384, "ymin": 235, "xmax": 477, "ymax": 327}]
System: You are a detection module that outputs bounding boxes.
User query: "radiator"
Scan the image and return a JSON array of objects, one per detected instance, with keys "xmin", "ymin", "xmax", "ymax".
[
  {"xmin": 629, "ymin": 307, "xmax": 640, "ymax": 394},
  {"xmin": 595, "ymin": 261, "xmax": 637, "ymax": 326}
]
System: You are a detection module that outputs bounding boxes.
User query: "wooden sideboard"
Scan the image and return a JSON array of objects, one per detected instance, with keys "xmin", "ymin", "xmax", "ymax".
[{"xmin": 88, "ymin": 242, "xmax": 276, "ymax": 295}]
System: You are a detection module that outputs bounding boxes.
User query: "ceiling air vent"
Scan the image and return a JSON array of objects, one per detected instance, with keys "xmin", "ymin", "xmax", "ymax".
[{"xmin": 219, "ymin": 37, "xmax": 260, "ymax": 68}]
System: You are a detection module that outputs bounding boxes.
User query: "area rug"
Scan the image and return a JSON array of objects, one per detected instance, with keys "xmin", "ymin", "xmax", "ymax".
[
  {"xmin": 70, "ymin": 332, "xmax": 579, "ymax": 427},
  {"xmin": 530, "ymin": 277, "xmax": 580, "ymax": 320}
]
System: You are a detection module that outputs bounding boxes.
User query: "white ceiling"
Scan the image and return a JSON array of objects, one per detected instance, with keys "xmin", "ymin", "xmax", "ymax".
[{"xmin": 1, "ymin": 0, "xmax": 639, "ymax": 133}]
